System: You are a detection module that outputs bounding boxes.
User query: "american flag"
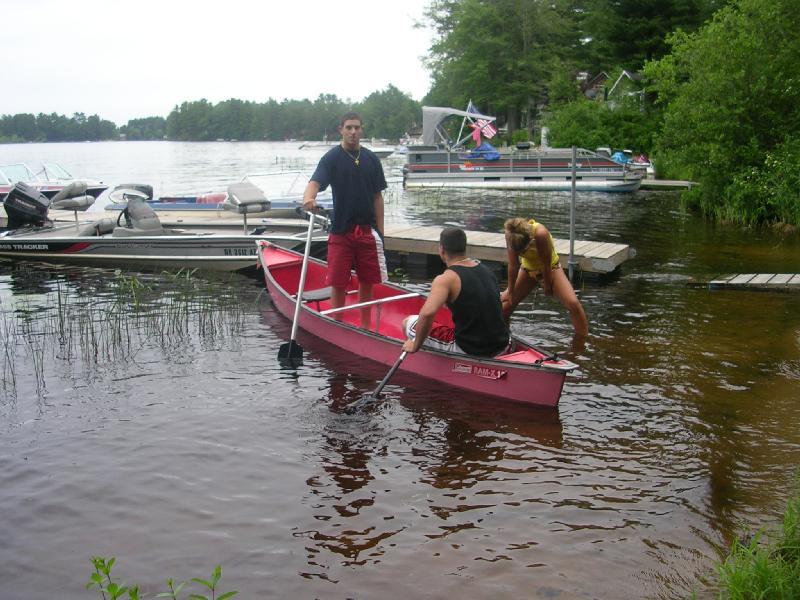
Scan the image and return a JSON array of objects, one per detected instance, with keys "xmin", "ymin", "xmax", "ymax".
[
  {"xmin": 466, "ymin": 100, "xmax": 497, "ymax": 139},
  {"xmin": 476, "ymin": 118, "xmax": 497, "ymax": 139}
]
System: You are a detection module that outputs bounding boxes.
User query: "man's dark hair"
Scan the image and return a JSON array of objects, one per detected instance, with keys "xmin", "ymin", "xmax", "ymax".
[
  {"xmin": 340, "ymin": 112, "xmax": 363, "ymax": 127},
  {"xmin": 440, "ymin": 227, "xmax": 467, "ymax": 255}
]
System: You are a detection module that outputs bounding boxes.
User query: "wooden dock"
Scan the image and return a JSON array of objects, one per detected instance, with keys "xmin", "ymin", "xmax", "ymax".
[
  {"xmin": 707, "ymin": 273, "xmax": 800, "ymax": 291},
  {"xmin": 33, "ymin": 212, "xmax": 634, "ymax": 275},
  {"xmin": 383, "ymin": 225, "xmax": 633, "ymax": 274}
]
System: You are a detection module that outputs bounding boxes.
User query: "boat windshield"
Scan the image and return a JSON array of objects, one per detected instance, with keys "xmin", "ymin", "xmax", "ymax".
[
  {"xmin": 0, "ymin": 163, "xmax": 38, "ymax": 184},
  {"xmin": 40, "ymin": 163, "xmax": 74, "ymax": 181},
  {"xmin": 244, "ymin": 171, "xmax": 315, "ymax": 199}
]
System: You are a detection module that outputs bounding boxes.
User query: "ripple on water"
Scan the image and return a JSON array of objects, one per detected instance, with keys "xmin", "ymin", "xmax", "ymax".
[{"xmin": 0, "ymin": 175, "xmax": 798, "ymax": 598}]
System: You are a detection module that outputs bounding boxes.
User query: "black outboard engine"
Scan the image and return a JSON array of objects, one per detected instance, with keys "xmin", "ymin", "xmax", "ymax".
[{"xmin": 4, "ymin": 181, "xmax": 51, "ymax": 228}]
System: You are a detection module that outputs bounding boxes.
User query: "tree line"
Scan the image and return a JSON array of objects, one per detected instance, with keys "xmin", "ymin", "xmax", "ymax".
[
  {"xmin": 0, "ymin": 85, "xmax": 421, "ymax": 144},
  {"xmin": 2, "ymin": 0, "xmax": 796, "ymax": 225},
  {"xmin": 0, "ymin": 112, "xmax": 118, "ymax": 143}
]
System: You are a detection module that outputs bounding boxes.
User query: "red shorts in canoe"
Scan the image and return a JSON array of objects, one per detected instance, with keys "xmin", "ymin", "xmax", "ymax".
[{"xmin": 326, "ymin": 224, "xmax": 388, "ymax": 287}]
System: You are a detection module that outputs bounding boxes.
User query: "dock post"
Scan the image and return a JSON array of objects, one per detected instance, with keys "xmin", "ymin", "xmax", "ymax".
[{"xmin": 568, "ymin": 146, "xmax": 577, "ymax": 280}]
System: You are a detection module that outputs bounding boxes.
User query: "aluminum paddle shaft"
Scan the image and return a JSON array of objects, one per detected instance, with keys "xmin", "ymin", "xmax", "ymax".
[
  {"xmin": 372, "ymin": 351, "xmax": 408, "ymax": 397},
  {"xmin": 278, "ymin": 212, "xmax": 315, "ymax": 361}
]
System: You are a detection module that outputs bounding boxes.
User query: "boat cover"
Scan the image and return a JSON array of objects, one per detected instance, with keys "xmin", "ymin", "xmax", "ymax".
[
  {"xmin": 610, "ymin": 151, "xmax": 630, "ymax": 165},
  {"xmin": 467, "ymin": 141, "xmax": 501, "ymax": 161}
]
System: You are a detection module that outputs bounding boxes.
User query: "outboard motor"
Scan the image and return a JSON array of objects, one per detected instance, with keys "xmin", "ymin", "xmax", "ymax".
[{"xmin": 4, "ymin": 181, "xmax": 51, "ymax": 228}]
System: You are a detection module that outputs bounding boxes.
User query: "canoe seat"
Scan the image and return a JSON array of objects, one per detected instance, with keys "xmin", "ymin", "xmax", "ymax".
[
  {"xmin": 301, "ymin": 287, "xmax": 332, "ymax": 301},
  {"xmin": 295, "ymin": 287, "xmax": 358, "ymax": 311}
]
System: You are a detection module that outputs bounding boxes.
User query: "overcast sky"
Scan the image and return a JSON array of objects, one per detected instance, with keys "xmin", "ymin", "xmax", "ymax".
[{"xmin": 3, "ymin": 0, "xmax": 434, "ymax": 125}]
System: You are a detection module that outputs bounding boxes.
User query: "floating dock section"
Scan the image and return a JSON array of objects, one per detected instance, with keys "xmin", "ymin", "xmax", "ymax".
[
  {"xmin": 707, "ymin": 273, "xmax": 800, "ymax": 291},
  {"xmin": 383, "ymin": 225, "xmax": 633, "ymax": 274}
]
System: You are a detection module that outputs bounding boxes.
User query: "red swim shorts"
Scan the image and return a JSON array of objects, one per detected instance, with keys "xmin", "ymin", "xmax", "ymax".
[{"xmin": 326, "ymin": 224, "xmax": 388, "ymax": 287}]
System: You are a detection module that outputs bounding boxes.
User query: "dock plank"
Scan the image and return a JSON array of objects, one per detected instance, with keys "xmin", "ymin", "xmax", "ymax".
[
  {"xmin": 706, "ymin": 273, "xmax": 800, "ymax": 292},
  {"xmin": 749, "ymin": 274, "xmax": 774, "ymax": 285},
  {"xmin": 768, "ymin": 274, "xmax": 794, "ymax": 285},
  {"xmin": 729, "ymin": 274, "xmax": 757, "ymax": 285},
  {"xmin": 383, "ymin": 224, "xmax": 631, "ymax": 274}
]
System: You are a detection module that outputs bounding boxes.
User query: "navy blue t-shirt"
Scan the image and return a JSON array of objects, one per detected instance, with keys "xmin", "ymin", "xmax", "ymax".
[{"xmin": 310, "ymin": 145, "xmax": 387, "ymax": 234}]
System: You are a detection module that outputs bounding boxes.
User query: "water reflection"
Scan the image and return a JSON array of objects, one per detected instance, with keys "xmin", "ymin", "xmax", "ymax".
[{"xmin": 260, "ymin": 301, "xmax": 566, "ymax": 575}]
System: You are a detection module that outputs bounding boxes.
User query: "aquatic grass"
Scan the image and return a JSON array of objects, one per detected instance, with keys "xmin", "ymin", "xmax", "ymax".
[
  {"xmin": 0, "ymin": 310, "xmax": 18, "ymax": 399},
  {"xmin": 87, "ymin": 557, "xmax": 237, "ymax": 600},
  {"xmin": 714, "ymin": 475, "xmax": 800, "ymax": 599},
  {"xmin": 0, "ymin": 269, "xmax": 252, "ymax": 402}
]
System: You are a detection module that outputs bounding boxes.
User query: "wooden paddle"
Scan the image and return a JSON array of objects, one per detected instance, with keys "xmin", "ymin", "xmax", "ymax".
[
  {"xmin": 278, "ymin": 212, "xmax": 316, "ymax": 364},
  {"xmin": 346, "ymin": 351, "xmax": 408, "ymax": 411}
]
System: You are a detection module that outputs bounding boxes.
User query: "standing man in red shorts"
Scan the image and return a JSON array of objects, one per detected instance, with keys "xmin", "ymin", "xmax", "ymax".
[{"xmin": 303, "ymin": 112, "xmax": 388, "ymax": 327}]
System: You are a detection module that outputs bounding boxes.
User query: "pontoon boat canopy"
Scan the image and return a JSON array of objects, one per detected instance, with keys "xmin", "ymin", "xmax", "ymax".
[{"xmin": 422, "ymin": 106, "xmax": 496, "ymax": 146}]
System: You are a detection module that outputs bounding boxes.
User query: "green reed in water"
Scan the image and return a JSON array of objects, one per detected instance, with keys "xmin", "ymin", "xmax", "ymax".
[
  {"xmin": 0, "ymin": 269, "xmax": 250, "ymax": 401},
  {"xmin": 87, "ymin": 556, "xmax": 238, "ymax": 600},
  {"xmin": 713, "ymin": 475, "xmax": 800, "ymax": 599}
]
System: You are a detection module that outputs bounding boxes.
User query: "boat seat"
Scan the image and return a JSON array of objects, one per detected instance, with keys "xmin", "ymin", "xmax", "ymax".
[
  {"xmin": 301, "ymin": 287, "xmax": 332, "ymax": 301},
  {"xmin": 223, "ymin": 181, "xmax": 271, "ymax": 214},
  {"xmin": 51, "ymin": 195, "xmax": 95, "ymax": 211},
  {"xmin": 295, "ymin": 286, "xmax": 360, "ymax": 310},
  {"xmin": 50, "ymin": 182, "xmax": 98, "ymax": 224},
  {"xmin": 112, "ymin": 195, "xmax": 175, "ymax": 237},
  {"xmin": 51, "ymin": 181, "xmax": 90, "ymax": 203}
]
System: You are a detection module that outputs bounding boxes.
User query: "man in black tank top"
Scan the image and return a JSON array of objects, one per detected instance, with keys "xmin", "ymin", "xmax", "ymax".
[{"xmin": 402, "ymin": 227, "xmax": 510, "ymax": 357}]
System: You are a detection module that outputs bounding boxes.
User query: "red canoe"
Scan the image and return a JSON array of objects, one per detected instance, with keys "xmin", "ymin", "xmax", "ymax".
[{"xmin": 256, "ymin": 241, "xmax": 578, "ymax": 407}]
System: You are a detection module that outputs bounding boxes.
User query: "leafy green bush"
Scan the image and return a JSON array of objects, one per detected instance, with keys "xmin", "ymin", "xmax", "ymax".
[
  {"xmin": 644, "ymin": 0, "xmax": 800, "ymax": 225},
  {"xmin": 510, "ymin": 129, "xmax": 530, "ymax": 145},
  {"xmin": 723, "ymin": 138, "xmax": 800, "ymax": 225},
  {"xmin": 541, "ymin": 98, "xmax": 659, "ymax": 154}
]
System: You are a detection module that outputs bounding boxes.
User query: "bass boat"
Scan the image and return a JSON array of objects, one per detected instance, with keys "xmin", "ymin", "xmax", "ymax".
[
  {"xmin": 0, "ymin": 183, "xmax": 327, "ymax": 271},
  {"xmin": 100, "ymin": 170, "xmax": 333, "ymax": 227},
  {"xmin": 256, "ymin": 241, "xmax": 578, "ymax": 407}
]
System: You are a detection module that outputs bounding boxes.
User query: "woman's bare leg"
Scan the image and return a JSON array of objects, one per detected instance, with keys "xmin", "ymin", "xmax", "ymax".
[
  {"xmin": 550, "ymin": 268, "xmax": 589, "ymax": 337},
  {"xmin": 504, "ymin": 268, "xmax": 537, "ymax": 322}
]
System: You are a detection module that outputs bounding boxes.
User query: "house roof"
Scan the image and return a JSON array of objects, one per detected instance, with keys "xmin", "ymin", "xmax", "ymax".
[{"xmin": 607, "ymin": 70, "xmax": 642, "ymax": 98}]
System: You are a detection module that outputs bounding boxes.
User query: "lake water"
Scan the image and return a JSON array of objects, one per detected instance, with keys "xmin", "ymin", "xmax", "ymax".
[{"xmin": 1, "ymin": 142, "xmax": 799, "ymax": 599}]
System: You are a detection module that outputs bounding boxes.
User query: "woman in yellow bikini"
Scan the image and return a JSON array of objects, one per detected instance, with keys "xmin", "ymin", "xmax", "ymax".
[{"xmin": 502, "ymin": 217, "xmax": 589, "ymax": 341}]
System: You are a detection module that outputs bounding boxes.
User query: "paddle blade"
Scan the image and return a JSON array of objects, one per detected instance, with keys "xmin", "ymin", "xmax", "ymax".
[
  {"xmin": 278, "ymin": 340, "xmax": 303, "ymax": 364},
  {"xmin": 344, "ymin": 394, "xmax": 380, "ymax": 413}
]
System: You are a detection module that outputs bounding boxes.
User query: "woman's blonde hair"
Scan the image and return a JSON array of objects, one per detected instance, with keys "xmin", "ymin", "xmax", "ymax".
[{"xmin": 504, "ymin": 217, "xmax": 532, "ymax": 254}]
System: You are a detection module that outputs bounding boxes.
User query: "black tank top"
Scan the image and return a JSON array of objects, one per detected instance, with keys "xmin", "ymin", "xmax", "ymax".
[{"xmin": 448, "ymin": 263, "xmax": 510, "ymax": 356}]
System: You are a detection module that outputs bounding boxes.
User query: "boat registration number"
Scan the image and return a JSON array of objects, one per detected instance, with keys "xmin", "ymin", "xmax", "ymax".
[
  {"xmin": 452, "ymin": 362, "xmax": 507, "ymax": 380},
  {"xmin": 224, "ymin": 248, "xmax": 257, "ymax": 256}
]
